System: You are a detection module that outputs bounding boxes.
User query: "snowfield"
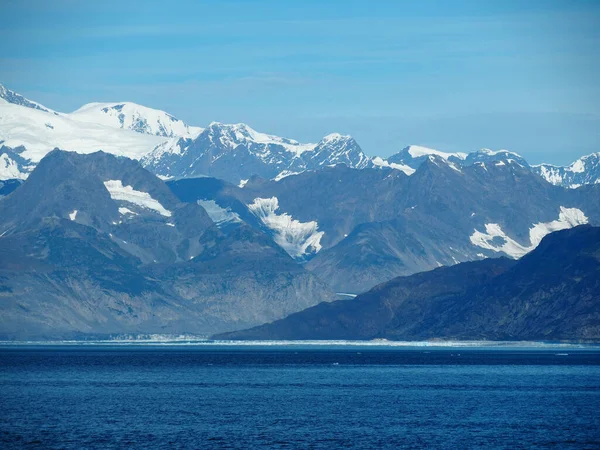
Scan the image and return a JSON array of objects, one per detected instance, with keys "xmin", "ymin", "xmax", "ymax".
[
  {"xmin": 103, "ymin": 180, "xmax": 172, "ymax": 217},
  {"xmin": 470, "ymin": 207, "xmax": 588, "ymax": 258},
  {"xmin": 197, "ymin": 200, "xmax": 241, "ymax": 226}
]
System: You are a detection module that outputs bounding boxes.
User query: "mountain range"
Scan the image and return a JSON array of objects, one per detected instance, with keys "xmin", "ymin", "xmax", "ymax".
[
  {"xmin": 1, "ymin": 83, "xmax": 598, "ymax": 188},
  {"xmin": 0, "ymin": 83, "xmax": 599, "ymax": 340}
]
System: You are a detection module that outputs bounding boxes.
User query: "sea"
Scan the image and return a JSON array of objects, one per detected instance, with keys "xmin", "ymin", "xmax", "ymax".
[{"xmin": 1, "ymin": 342, "xmax": 599, "ymax": 449}]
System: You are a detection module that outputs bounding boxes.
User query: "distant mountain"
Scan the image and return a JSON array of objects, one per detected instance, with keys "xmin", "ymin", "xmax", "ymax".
[
  {"xmin": 0, "ymin": 150, "xmax": 333, "ymax": 339},
  {"xmin": 215, "ymin": 225, "xmax": 600, "ymax": 342},
  {"xmin": 533, "ymin": 153, "xmax": 600, "ymax": 189},
  {"xmin": 385, "ymin": 145, "xmax": 467, "ymax": 170},
  {"xmin": 0, "ymin": 84, "xmax": 167, "ymax": 179},
  {"xmin": 141, "ymin": 122, "xmax": 372, "ymax": 184},
  {"xmin": 69, "ymin": 102, "xmax": 203, "ymax": 138}
]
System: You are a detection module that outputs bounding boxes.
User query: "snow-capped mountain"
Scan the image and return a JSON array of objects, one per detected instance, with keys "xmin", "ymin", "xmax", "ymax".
[
  {"xmin": 0, "ymin": 83, "xmax": 182, "ymax": 179},
  {"xmin": 69, "ymin": 102, "xmax": 203, "ymax": 138},
  {"xmin": 141, "ymin": 122, "xmax": 372, "ymax": 184},
  {"xmin": 533, "ymin": 153, "xmax": 600, "ymax": 189}
]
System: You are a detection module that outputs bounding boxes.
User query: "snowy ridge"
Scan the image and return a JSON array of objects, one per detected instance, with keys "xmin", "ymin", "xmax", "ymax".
[
  {"xmin": 103, "ymin": 180, "xmax": 172, "ymax": 217},
  {"xmin": 208, "ymin": 122, "xmax": 314, "ymax": 156},
  {"xmin": 470, "ymin": 207, "xmax": 588, "ymax": 258},
  {"xmin": 0, "ymin": 83, "xmax": 55, "ymax": 114},
  {"xmin": 248, "ymin": 197, "xmax": 324, "ymax": 258}
]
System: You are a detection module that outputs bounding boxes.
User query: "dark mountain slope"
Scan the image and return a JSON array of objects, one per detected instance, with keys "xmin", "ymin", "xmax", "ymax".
[{"xmin": 216, "ymin": 226, "xmax": 600, "ymax": 342}]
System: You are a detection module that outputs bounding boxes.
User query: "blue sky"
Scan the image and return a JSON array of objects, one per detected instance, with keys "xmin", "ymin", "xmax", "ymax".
[{"xmin": 1, "ymin": 0, "xmax": 599, "ymax": 164}]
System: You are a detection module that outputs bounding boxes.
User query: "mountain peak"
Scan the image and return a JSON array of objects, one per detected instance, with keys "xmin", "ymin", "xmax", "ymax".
[
  {"xmin": 322, "ymin": 132, "xmax": 352, "ymax": 142},
  {"xmin": 69, "ymin": 101, "xmax": 202, "ymax": 139}
]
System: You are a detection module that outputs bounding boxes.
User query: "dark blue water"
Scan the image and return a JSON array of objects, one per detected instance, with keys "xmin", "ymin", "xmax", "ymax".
[{"xmin": 1, "ymin": 346, "xmax": 599, "ymax": 449}]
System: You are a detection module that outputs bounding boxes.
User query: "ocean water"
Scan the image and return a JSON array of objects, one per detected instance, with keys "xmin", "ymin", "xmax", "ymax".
[{"xmin": 1, "ymin": 345, "xmax": 599, "ymax": 449}]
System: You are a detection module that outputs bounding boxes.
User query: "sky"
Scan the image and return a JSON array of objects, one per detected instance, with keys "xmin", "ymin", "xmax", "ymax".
[{"xmin": 1, "ymin": 0, "xmax": 599, "ymax": 165}]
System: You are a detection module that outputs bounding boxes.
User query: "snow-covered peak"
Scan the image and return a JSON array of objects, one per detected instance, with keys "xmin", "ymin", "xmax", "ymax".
[
  {"xmin": 463, "ymin": 148, "xmax": 529, "ymax": 169},
  {"xmin": 405, "ymin": 145, "xmax": 467, "ymax": 161},
  {"xmin": 321, "ymin": 132, "xmax": 351, "ymax": 142},
  {"xmin": 69, "ymin": 102, "xmax": 202, "ymax": 139},
  {"xmin": 308, "ymin": 133, "xmax": 371, "ymax": 169},
  {"xmin": 0, "ymin": 83, "xmax": 55, "ymax": 114}
]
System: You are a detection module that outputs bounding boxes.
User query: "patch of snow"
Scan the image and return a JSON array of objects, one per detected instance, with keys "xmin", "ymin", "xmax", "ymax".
[
  {"xmin": 567, "ymin": 159, "xmax": 585, "ymax": 173},
  {"xmin": 372, "ymin": 156, "xmax": 415, "ymax": 176},
  {"xmin": 238, "ymin": 179, "xmax": 248, "ymax": 188},
  {"xmin": 103, "ymin": 180, "xmax": 172, "ymax": 217},
  {"xmin": 248, "ymin": 197, "xmax": 324, "ymax": 258},
  {"xmin": 536, "ymin": 165, "xmax": 563, "ymax": 185},
  {"xmin": 528, "ymin": 207, "xmax": 588, "ymax": 248},
  {"xmin": 118, "ymin": 207, "xmax": 137, "ymax": 216},
  {"xmin": 197, "ymin": 200, "xmax": 241, "ymax": 226},
  {"xmin": 0, "ymin": 153, "xmax": 27, "ymax": 180},
  {"xmin": 470, "ymin": 207, "xmax": 588, "ymax": 258},
  {"xmin": 273, "ymin": 170, "xmax": 302, "ymax": 181},
  {"xmin": 69, "ymin": 210, "xmax": 77, "ymax": 221}
]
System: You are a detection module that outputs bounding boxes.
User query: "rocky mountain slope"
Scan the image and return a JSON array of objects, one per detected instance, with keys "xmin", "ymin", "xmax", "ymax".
[
  {"xmin": 0, "ymin": 150, "xmax": 333, "ymax": 339},
  {"xmin": 216, "ymin": 225, "xmax": 600, "ymax": 342}
]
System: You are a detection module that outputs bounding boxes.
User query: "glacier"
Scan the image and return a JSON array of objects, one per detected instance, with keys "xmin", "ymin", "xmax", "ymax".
[{"xmin": 248, "ymin": 197, "xmax": 324, "ymax": 258}]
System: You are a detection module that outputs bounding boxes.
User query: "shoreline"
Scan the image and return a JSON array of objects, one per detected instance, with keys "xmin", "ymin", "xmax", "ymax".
[{"xmin": 1, "ymin": 338, "xmax": 599, "ymax": 349}]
